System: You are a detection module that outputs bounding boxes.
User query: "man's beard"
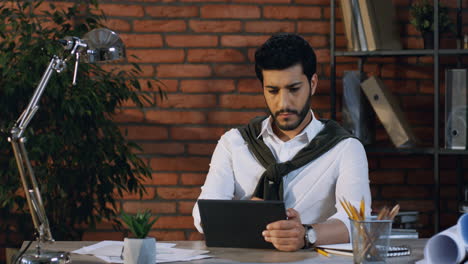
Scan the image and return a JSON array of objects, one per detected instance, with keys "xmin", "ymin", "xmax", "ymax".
[{"xmin": 269, "ymin": 97, "xmax": 311, "ymax": 131}]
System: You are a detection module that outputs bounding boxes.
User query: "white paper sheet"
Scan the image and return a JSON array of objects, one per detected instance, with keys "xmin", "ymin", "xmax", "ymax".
[
  {"xmin": 423, "ymin": 213, "xmax": 468, "ymax": 264},
  {"xmin": 72, "ymin": 240, "xmax": 210, "ymax": 263}
]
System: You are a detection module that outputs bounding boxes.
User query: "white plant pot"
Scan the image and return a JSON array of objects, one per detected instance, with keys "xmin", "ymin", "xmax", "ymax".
[{"xmin": 123, "ymin": 237, "xmax": 156, "ymax": 264}]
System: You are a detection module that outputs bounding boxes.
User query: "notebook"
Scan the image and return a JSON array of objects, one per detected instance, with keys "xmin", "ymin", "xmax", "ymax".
[
  {"xmin": 318, "ymin": 243, "xmax": 411, "ymax": 257},
  {"xmin": 198, "ymin": 199, "xmax": 286, "ymax": 249}
]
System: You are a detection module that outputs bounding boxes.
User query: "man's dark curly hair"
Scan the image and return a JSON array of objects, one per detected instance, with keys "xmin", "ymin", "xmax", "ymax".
[{"xmin": 255, "ymin": 33, "xmax": 316, "ymax": 83}]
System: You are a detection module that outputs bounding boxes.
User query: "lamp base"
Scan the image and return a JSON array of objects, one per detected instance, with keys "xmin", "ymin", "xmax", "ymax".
[{"xmin": 18, "ymin": 250, "xmax": 71, "ymax": 264}]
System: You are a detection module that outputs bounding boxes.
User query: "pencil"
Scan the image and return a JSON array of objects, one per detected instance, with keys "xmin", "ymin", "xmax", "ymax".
[{"xmin": 315, "ymin": 248, "xmax": 330, "ymax": 257}]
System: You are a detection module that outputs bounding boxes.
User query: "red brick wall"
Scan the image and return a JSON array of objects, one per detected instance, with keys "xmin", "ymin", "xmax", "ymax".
[{"xmin": 10, "ymin": 0, "xmax": 467, "ymax": 247}]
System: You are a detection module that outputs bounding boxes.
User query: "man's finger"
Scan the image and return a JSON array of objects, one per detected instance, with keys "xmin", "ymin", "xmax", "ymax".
[
  {"xmin": 286, "ymin": 208, "xmax": 300, "ymax": 219},
  {"xmin": 263, "ymin": 229, "xmax": 301, "ymax": 238},
  {"xmin": 266, "ymin": 220, "xmax": 299, "ymax": 230}
]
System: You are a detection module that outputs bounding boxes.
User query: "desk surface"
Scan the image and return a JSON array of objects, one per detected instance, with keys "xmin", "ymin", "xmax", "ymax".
[{"xmin": 22, "ymin": 239, "xmax": 426, "ymax": 264}]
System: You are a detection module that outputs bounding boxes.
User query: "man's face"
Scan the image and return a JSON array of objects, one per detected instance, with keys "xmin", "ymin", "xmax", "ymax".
[{"xmin": 262, "ymin": 64, "xmax": 317, "ymax": 131}]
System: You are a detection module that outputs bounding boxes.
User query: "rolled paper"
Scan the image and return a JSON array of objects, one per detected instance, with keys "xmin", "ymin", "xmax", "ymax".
[
  {"xmin": 424, "ymin": 226, "xmax": 466, "ymax": 264},
  {"xmin": 458, "ymin": 213, "xmax": 468, "ymax": 248}
]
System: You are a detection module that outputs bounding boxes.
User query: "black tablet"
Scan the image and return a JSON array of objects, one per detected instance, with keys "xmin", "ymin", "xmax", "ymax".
[{"xmin": 198, "ymin": 199, "xmax": 286, "ymax": 249}]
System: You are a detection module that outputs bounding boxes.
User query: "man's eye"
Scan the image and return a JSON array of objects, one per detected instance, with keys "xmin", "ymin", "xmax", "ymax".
[
  {"xmin": 268, "ymin": 90, "xmax": 279, "ymax": 94},
  {"xmin": 289, "ymin": 88, "xmax": 300, "ymax": 93}
]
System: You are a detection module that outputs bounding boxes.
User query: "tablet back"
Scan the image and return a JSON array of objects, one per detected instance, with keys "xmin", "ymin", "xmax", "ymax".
[{"xmin": 198, "ymin": 199, "xmax": 286, "ymax": 249}]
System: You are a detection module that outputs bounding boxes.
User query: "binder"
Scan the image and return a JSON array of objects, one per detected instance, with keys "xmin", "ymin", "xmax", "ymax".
[
  {"xmin": 340, "ymin": 0, "xmax": 360, "ymax": 51},
  {"xmin": 360, "ymin": 76, "xmax": 418, "ymax": 148}
]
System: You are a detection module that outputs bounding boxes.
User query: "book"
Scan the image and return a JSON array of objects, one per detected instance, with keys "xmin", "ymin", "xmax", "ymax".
[
  {"xmin": 342, "ymin": 71, "xmax": 374, "ymax": 145},
  {"xmin": 358, "ymin": 0, "xmax": 401, "ymax": 51},
  {"xmin": 340, "ymin": 0, "xmax": 360, "ymax": 51},
  {"xmin": 351, "ymin": 0, "xmax": 367, "ymax": 51}
]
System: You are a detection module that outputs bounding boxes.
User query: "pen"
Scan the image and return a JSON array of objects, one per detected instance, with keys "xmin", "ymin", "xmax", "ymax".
[{"xmin": 315, "ymin": 248, "xmax": 330, "ymax": 257}]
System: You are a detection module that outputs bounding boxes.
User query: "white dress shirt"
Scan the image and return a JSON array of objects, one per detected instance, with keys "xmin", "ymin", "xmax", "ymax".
[{"xmin": 192, "ymin": 111, "xmax": 371, "ymax": 237}]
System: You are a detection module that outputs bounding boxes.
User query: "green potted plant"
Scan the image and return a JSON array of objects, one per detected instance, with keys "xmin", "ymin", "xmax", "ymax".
[
  {"xmin": 0, "ymin": 0, "xmax": 164, "ymax": 251},
  {"xmin": 121, "ymin": 210, "xmax": 158, "ymax": 264},
  {"xmin": 410, "ymin": 0, "xmax": 454, "ymax": 48}
]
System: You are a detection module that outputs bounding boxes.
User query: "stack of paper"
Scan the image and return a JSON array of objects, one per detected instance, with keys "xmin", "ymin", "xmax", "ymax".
[{"xmin": 72, "ymin": 241, "xmax": 211, "ymax": 263}]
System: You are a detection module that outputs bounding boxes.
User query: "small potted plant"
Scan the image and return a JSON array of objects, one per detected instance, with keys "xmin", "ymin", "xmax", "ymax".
[
  {"xmin": 410, "ymin": 0, "xmax": 454, "ymax": 49},
  {"xmin": 121, "ymin": 210, "xmax": 158, "ymax": 264}
]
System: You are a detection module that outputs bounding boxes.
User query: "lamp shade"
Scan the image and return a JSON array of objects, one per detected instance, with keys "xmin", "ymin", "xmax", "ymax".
[{"xmin": 82, "ymin": 28, "xmax": 125, "ymax": 63}]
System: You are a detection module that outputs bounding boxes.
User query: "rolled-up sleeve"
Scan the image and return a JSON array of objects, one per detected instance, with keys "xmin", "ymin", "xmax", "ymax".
[{"xmin": 327, "ymin": 138, "xmax": 372, "ymax": 238}]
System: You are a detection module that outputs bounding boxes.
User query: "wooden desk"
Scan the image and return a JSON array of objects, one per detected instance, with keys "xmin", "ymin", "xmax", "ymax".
[{"xmin": 22, "ymin": 239, "xmax": 426, "ymax": 263}]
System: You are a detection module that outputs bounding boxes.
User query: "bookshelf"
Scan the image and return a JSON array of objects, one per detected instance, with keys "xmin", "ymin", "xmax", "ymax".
[{"xmin": 330, "ymin": 0, "xmax": 466, "ymax": 234}]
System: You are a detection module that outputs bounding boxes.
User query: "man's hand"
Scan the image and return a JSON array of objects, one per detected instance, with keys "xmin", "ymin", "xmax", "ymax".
[{"xmin": 262, "ymin": 208, "xmax": 305, "ymax": 251}]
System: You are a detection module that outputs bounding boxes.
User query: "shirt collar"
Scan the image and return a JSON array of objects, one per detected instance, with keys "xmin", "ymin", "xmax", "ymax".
[{"xmin": 257, "ymin": 110, "xmax": 323, "ymax": 143}]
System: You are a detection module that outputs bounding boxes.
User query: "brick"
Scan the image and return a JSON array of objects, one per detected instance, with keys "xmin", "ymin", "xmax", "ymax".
[
  {"xmin": 381, "ymin": 186, "xmax": 431, "ymax": 199},
  {"xmin": 166, "ymin": 35, "xmax": 218, "ymax": 47},
  {"xmin": 146, "ymin": 6, "xmax": 199, "ymax": 17},
  {"xmin": 171, "ymin": 127, "xmax": 226, "ymax": 140},
  {"xmin": 178, "ymin": 201, "xmax": 196, "ymax": 214},
  {"xmin": 143, "ymin": 173, "xmax": 179, "ymax": 185},
  {"xmin": 397, "ymin": 200, "xmax": 437, "ymax": 212},
  {"xmin": 99, "ymin": 4, "xmax": 144, "ymax": 17},
  {"xmin": 120, "ymin": 34, "xmax": 163, "ymax": 48},
  {"xmin": 214, "ymin": 64, "xmax": 256, "ymax": 77},
  {"xmin": 298, "ymin": 21, "xmax": 332, "ymax": 34},
  {"xmin": 407, "ymin": 170, "xmax": 435, "ymax": 185},
  {"xmin": 103, "ymin": 19, "xmax": 132, "ymax": 32},
  {"xmin": 101, "ymin": 65, "xmax": 154, "ymax": 77},
  {"xmin": 157, "ymin": 187, "xmax": 202, "ymax": 199},
  {"xmin": 119, "ymin": 126, "xmax": 168, "ymax": 140},
  {"xmin": 441, "ymin": 186, "xmax": 457, "ymax": 199},
  {"xmin": 157, "ymin": 65, "xmax": 212, "ymax": 78},
  {"xmin": 207, "ymin": 111, "xmax": 265, "ymax": 125},
  {"xmin": 122, "ymin": 201, "xmax": 176, "ymax": 214},
  {"xmin": 148, "ymin": 231, "xmax": 185, "ymax": 241},
  {"xmin": 187, "ymin": 49, "xmax": 245, "ymax": 63},
  {"xmin": 221, "ymin": 35, "xmax": 270, "ymax": 47},
  {"xmin": 188, "ymin": 143, "xmax": 216, "ymax": 155},
  {"xmin": 158, "ymin": 94, "xmax": 217, "ymax": 108},
  {"xmin": 369, "ymin": 171, "xmax": 405, "ymax": 184},
  {"xmin": 189, "ymin": 20, "xmax": 242, "ymax": 33},
  {"xmin": 145, "ymin": 110, "xmax": 206, "ymax": 124},
  {"xmin": 127, "ymin": 49, "xmax": 185, "ymax": 63},
  {"xmin": 83, "ymin": 231, "xmax": 124, "ymax": 241},
  {"xmin": 188, "ymin": 231, "xmax": 204, "ymax": 240},
  {"xmin": 134, "ymin": 20, "xmax": 186, "ymax": 32},
  {"xmin": 238, "ymin": 78, "xmax": 261, "ymax": 93},
  {"xmin": 181, "ymin": 173, "xmax": 207, "ymax": 185},
  {"xmin": 141, "ymin": 79, "xmax": 178, "ymax": 92},
  {"xmin": 121, "ymin": 187, "xmax": 156, "ymax": 200},
  {"xmin": 245, "ymin": 21, "xmax": 295, "ymax": 33},
  {"xmin": 263, "ymin": 6, "xmax": 321, "ymax": 19},
  {"xmin": 138, "ymin": 143, "xmax": 185, "ymax": 155},
  {"xmin": 154, "ymin": 216, "xmax": 195, "ymax": 229},
  {"xmin": 151, "ymin": 157, "xmax": 210, "ymax": 171},
  {"xmin": 35, "ymin": 2, "xmax": 74, "ymax": 13},
  {"xmin": 219, "ymin": 95, "xmax": 265, "ymax": 109},
  {"xmin": 201, "ymin": 5, "xmax": 260, "ymax": 19},
  {"xmin": 181, "ymin": 80, "xmax": 236, "ymax": 93},
  {"xmin": 113, "ymin": 109, "xmax": 144, "ymax": 123},
  {"xmin": 380, "ymin": 157, "xmax": 432, "ymax": 169}
]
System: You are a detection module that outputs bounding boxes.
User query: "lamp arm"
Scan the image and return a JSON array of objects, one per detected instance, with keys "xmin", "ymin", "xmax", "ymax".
[{"xmin": 8, "ymin": 55, "xmax": 67, "ymax": 243}]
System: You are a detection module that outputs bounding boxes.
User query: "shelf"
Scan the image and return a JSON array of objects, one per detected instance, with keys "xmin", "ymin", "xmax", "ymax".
[
  {"xmin": 334, "ymin": 49, "xmax": 468, "ymax": 57},
  {"xmin": 364, "ymin": 146, "xmax": 434, "ymax": 154},
  {"xmin": 439, "ymin": 149, "xmax": 468, "ymax": 155}
]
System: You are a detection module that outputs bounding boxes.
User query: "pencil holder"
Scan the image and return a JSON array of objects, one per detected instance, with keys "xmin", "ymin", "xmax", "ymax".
[{"xmin": 350, "ymin": 217, "xmax": 392, "ymax": 264}]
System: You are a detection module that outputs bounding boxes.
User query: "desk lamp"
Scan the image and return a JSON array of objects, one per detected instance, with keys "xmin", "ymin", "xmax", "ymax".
[{"xmin": 8, "ymin": 28, "xmax": 125, "ymax": 264}]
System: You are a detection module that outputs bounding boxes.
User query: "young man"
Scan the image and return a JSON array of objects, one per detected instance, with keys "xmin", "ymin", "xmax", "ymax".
[{"xmin": 192, "ymin": 33, "xmax": 371, "ymax": 251}]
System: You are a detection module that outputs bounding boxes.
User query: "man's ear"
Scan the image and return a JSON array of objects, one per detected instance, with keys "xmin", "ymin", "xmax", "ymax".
[{"xmin": 310, "ymin": 73, "xmax": 318, "ymax": 96}]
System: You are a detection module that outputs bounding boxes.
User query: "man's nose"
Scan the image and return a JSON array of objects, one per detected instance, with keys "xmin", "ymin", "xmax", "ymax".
[{"xmin": 278, "ymin": 90, "xmax": 291, "ymax": 109}]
